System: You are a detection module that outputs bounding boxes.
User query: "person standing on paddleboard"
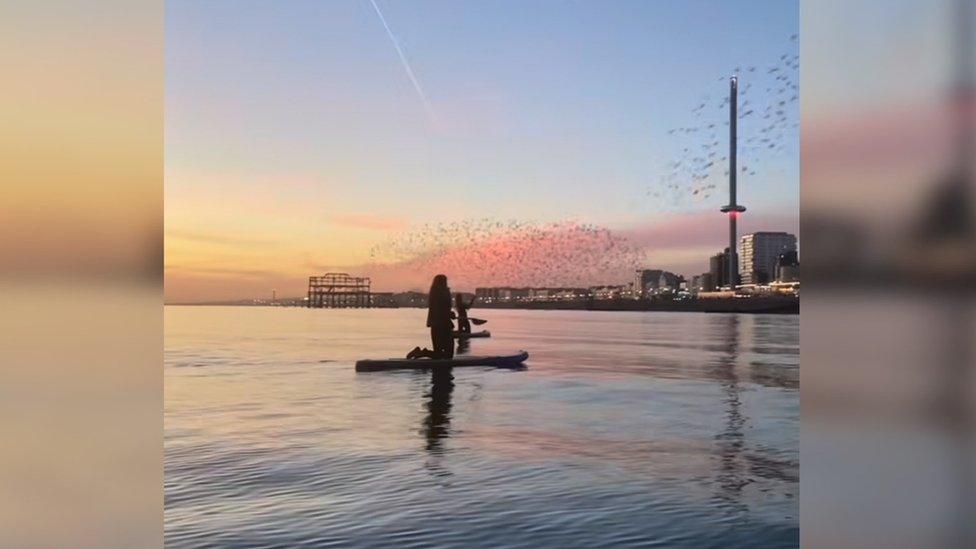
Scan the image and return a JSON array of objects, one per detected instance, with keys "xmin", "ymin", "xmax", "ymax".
[{"xmin": 407, "ymin": 274, "xmax": 454, "ymax": 359}]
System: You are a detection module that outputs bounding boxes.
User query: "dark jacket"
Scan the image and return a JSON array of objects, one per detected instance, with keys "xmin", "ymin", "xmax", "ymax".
[
  {"xmin": 426, "ymin": 287, "xmax": 453, "ymax": 328},
  {"xmin": 455, "ymin": 294, "xmax": 469, "ymax": 322}
]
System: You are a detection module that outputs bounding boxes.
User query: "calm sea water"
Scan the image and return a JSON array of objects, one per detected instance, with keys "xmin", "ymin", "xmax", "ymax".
[{"xmin": 165, "ymin": 306, "xmax": 798, "ymax": 548}]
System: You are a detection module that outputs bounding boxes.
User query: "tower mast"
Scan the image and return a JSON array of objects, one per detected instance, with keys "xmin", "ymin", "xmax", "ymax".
[{"xmin": 721, "ymin": 75, "xmax": 746, "ymax": 288}]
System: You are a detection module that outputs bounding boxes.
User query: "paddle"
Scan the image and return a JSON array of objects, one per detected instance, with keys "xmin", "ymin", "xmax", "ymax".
[{"xmin": 469, "ymin": 317, "xmax": 488, "ymax": 325}]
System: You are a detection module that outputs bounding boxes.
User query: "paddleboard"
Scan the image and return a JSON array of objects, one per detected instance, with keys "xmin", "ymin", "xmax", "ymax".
[
  {"xmin": 453, "ymin": 330, "xmax": 490, "ymax": 339},
  {"xmin": 355, "ymin": 350, "xmax": 528, "ymax": 372}
]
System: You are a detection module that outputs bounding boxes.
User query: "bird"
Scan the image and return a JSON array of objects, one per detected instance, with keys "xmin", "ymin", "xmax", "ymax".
[{"xmin": 650, "ymin": 36, "xmax": 798, "ymax": 206}]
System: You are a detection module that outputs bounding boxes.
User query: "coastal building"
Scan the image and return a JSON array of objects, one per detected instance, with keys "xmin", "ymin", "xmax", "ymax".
[
  {"xmin": 699, "ymin": 272, "xmax": 714, "ymax": 292},
  {"xmin": 553, "ymin": 288, "xmax": 589, "ymax": 300},
  {"xmin": 620, "ymin": 282, "xmax": 636, "ymax": 299},
  {"xmin": 739, "ymin": 232, "xmax": 798, "ymax": 285},
  {"xmin": 775, "ymin": 250, "xmax": 800, "ymax": 282},
  {"xmin": 475, "ymin": 287, "xmax": 497, "ymax": 301},
  {"xmin": 709, "ymin": 248, "xmax": 732, "ymax": 289},
  {"xmin": 689, "ymin": 273, "xmax": 713, "ymax": 293},
  {"xmin": 589, "ymin": 284, "xmax": 630, "ymax": 299},
  {"xmin": 370, "ymin": 292, "xmax": 397, "ymax": 308},
  {"xmin": 528, "ymin": 288, "xmax": 551, "ymax": 301},
  {"xmin": 633, "ymin": 269, "xmax": 663, "ymax": 299},
  {"xmin": 503, "ymin": 287, "xmax": 530, "ymax": 302},
  {"xmin": 475, "ymin": 287, "xmax": 530, "ymax": 303},
  {"xmin": 392, "ymin": 291, "xmax": 427, "ymax": 307},
  {"xmin": 634, "ymin": 269, "xmax": 682, "ymax": 297},
  {"xmin": 658, "ymin": 271, "xmax": 681, "ymax": 293},
  {"xmin": 526, "ymin": 288, "xmax": 587, "ymax": 301}
]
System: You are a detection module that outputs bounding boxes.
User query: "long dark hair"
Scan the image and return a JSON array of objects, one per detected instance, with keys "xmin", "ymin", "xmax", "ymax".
[{"xmin": 429, "ymin": 274, "xmax": 449, "ymax": 302}]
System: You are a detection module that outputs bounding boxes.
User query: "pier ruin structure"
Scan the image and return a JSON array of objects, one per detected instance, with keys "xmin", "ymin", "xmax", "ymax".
[{"xmin": 307, "ymin": 273, "xmax": 371, "ymax": 308}]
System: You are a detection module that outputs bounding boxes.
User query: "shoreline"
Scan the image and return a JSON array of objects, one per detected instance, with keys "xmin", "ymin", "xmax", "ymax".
[
  {"xmin": 166, "ymin": 296, "xmax": 799, "ymax": 314},
  {"xmin": 475, "ymin": 296, "xmax": 798, "ymax": 314}
]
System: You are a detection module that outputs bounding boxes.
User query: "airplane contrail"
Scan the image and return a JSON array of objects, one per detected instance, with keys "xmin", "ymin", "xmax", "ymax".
[{"xmin": 368, "ymin": 0, "xmax": 435, "ymax": 123}]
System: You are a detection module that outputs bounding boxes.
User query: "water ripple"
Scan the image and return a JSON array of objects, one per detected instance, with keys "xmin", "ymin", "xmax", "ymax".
[{"xmin": 166, "ymin": 307, "xmax": 798, "ymax": 548}]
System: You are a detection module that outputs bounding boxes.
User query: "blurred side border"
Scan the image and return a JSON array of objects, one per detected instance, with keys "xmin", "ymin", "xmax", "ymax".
[
  {"xmin": 3, "ymin": 0, "xmax": 975, "ymax": 547},
  {"xmin": 802, "ymin": 0, "xmax": 975, "ymax": 547},
  {"xmin": 0, "ymin": 1, "xmax": 163, "ymax": 547}
]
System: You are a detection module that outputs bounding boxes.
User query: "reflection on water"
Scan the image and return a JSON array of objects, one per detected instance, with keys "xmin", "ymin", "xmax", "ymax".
[
  {"xmin": 166, "ymin": 307, "xmax": 798, "ymax": 547},
  {"xmin": 710, "ymin": 314, "xmax": 799, "ymax": 521},
  {"xmin": 422, "ymin": 369, "xmax": 455, "ymax": 483},
  {"xmin": 713, "ymin": 314, "xmax": 747, "ymax": 514},
  {"xmin": 423, "ymin": 369, "xmax": 455, "ymax": 454}
]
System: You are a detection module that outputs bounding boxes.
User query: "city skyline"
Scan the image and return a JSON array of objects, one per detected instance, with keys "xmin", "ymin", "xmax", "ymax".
[
  {"xmin": 166, "ymin": 223, "xmax": 800, "ymax": 302},
  {"xmin": 165, "ymin": 0, "xmax": 798, "ymax": 302}
]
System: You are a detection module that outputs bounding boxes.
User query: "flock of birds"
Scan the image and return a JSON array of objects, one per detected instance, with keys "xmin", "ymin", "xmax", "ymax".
[
  {"xmin": 360, "ymin": 36, "xmax": 799, "ymax": 287},
  {"xmin": 651, "ymin": 34, "xmax": 799, "ymax": 205},
  {"xmin": 365, "ymin": 219, "xmax": 642, "ymax": 288}
]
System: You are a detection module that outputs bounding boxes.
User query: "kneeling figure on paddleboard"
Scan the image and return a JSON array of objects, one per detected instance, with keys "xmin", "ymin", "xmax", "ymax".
[{"xmin": 407, "ymin": 274, "xmax": 454, "ymax": 359}]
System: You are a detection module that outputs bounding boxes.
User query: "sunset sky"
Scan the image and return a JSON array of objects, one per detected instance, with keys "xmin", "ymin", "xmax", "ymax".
[{"xmin": 166, "ymin": 0, "xmax": 798, "ymax": 302}]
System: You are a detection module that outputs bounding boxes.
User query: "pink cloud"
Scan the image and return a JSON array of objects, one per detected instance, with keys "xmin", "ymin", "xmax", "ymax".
[
  {"xmin": 619, "ymin": 211, "xmax": 799, "ymax": 250},
  {"xmin": 166, "ymin": 213, "xmax": 799, "ymax": 301},
  {"xmin": 359, "ymin": 214, "xmax": 799, "ymax": 291},
  {"xmin": 361, "ymin": 221, "xmax": 641, "ymax": 291},
  {"xmin": 804, "ymin": 101, "xmax": 952, "ymax": 177}
]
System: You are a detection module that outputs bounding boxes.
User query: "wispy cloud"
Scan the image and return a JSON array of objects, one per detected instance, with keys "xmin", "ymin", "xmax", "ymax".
[
  {"xmin": 368, "ymin": 0, "xmax": 436, "ymax": 124},
  {"xmin": 166, "ymin": 264, "xmax": 281, "ymax": 279},
  {"xmin": 165, "ymin": 230, "xmax": 277, "ymax": 247},
  {"xmin": 331, "ymin": 213, "xmax": 408, "ymax": 231}
]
